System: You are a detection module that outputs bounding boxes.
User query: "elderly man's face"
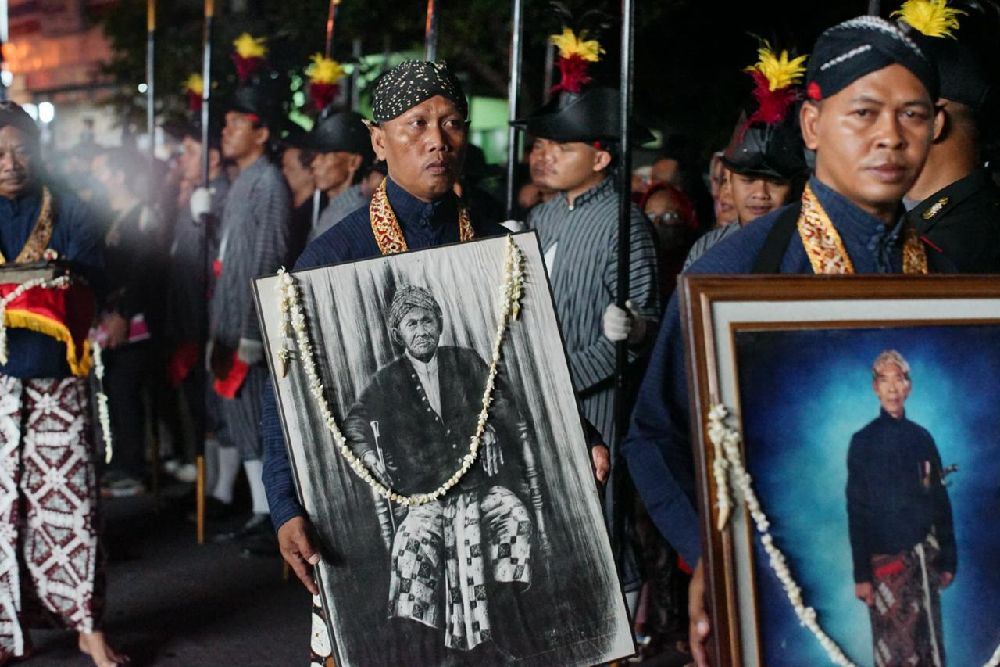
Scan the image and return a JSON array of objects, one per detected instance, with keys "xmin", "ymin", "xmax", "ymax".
[
  {"xmin": 801, "ymin": 64, "xmax": 939, "ymax": 223},
  {"xmin": 0, "ymin": 126, "xmax": 36, "ymax": 199},
  {"xmin": 397, "ymin": 307, "xmax": 442, "ymax": 361},
  {"xmin": 370, "ymin": 95, "xmax": 467, "ymax": 202},
  {"xmin": 873, "ymin": 361, "xmax": 911, "ymax": 419}
]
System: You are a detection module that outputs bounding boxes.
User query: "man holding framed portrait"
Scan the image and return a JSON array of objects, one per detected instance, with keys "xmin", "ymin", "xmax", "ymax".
[{"xmin": 617, "ymin": 14, "xmax": 978, "ymax": 666}]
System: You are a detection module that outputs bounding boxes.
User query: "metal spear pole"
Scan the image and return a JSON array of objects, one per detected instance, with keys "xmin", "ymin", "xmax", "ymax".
[
  {"xmin": 146, "ymin": 0, "xmax": 162, "ymax": 503},
  {"xmin": 504, "ymin": 0, "xmax": 524, "ymax": 220},
  {"xmin": 0, "ymin": 0, "xmax": 8, "ymax": 103},
  {"xmin": 425, "ymin": 0, "xmax": 439, "ymax": 61},
  {"xmin": 325, "ymin": 0, "xmax": 339, "ymax": 58},
  {"xmin": 196, "ymin": 0, "xmax": 215, "ymax": 546},
  {"xmin": 610, "ymin": 0, "xmax": 636, "ymax": 568}
]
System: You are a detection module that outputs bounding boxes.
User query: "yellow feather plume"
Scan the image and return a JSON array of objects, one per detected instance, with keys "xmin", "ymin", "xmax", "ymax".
[
  {"xmin": 307, "ymin": 54, "xmax": 345, "ymax": 85},
  {"xmin": 892, "ymin": 0, "xmax": 964, "ymax": 38},
  {"xmin": 184, "ymin": 73, "xmax": 203, "ymax": 95},
  {"xmin": 746, "ymin": 42, "xmax": 807, "ymax": 91},
  {"xmin": 233, "ymin": 33, "xmax": 267, "ymax": 59},
  {"xmin": 549, "ymin": 28, "xmax": 604, "ymax": 63}
]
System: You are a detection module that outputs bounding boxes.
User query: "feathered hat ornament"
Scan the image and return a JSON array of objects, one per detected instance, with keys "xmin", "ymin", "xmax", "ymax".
[
  {"xmin": 550, "ymin": 27, "xmax": 604, "ymax": 94},
  {"xmin": 306, "ymin": 54, "xmax": 346, "ymax": 112},
  {"xmin": 892, "ymin": 0, "xmax": 965, "ymax": 38},
  {"xmin": 744, "ymin": 42, "xmax": 807, "ymax": 126},
  {"xmin": 232, "ymin": 32, "xmax": 268, "ymax": 82},
  {"xmin": 184, "ymin": 73, "xmax": 204, "ymax": 113}
]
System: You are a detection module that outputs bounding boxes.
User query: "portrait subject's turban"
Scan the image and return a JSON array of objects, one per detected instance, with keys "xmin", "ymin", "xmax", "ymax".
[{"xmin": 388, "ymin": 285, "xmax": 443, "ymax": 332}]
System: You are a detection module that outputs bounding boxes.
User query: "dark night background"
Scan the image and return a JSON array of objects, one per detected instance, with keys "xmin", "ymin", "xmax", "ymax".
[{"xmin": 96, "ymin": 0, "xmax": 1000, "ymax": 166}]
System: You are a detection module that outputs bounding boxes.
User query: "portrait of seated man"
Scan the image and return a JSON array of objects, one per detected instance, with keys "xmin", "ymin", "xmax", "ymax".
[
  {"xmin": 847, "ymin": 349, "xmax": 956, "ymax": 666},
  {"xmin": 342, "ymin": 284, "xmax": 543, "ymax": 660}
]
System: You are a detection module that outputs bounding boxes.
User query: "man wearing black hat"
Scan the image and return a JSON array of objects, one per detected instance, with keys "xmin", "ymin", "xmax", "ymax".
[
  {"xmin": 516, "ymin": 85, "xmax": 660, "ymax": 448},
  {"xmin": 897, "ymin": 0, "xmax": 1000, "ymax": 273},
  {"xmin": 208, "ymin": 83, "xmax": 291, "ymax": 540},
  {"xmin": 301, "ymin": 110, "xmax": 374, "ymax": 242},
  {"xmin": 618, "ymin": 16, "xmax": 947, "ymax": 665},
  {"xmin": 684, "ymin": 48, "xmax": 808, "ymax": 268},
  {"xmin": 0, "ymin": 102, "xmax": 126, "ymax": 666}
]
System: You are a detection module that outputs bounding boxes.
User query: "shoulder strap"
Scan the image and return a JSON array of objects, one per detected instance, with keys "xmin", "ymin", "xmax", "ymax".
[{"xmin": 751, "ymin": 203, "xmax": 802, "ymax": 274}]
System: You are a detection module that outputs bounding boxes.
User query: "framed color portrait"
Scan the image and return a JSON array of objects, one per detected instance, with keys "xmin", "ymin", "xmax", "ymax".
[
  {"xmin": 680, "ymin": 275, "xmax": 1000, "ymax": 667},
  {"xmin": 254, "ymin": 233, "xmax": 633, "ymax": 667}
]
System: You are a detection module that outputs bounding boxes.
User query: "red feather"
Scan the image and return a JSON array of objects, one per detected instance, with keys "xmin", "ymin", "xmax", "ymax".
[
  {"xmin": 745, "ymin": 70, "xmax": 797, "ymax": 126},
  {"xmin": 232, "ymin": 54, "xmax": 264, "ymax": 83},
  {"xmin": 309, "ymin": 81, "xmax": 340, "ymax": 113},
  {"xmin": 187, "ymin": 90, "xmax": 202, "ymax": 113},
  {"xmin": 552, "ymin": 54, "xmax": 592, "ymax": 94}
]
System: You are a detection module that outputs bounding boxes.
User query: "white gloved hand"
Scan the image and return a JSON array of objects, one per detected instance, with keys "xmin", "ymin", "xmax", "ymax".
[
  {"xmin": 602, "ymin": 300, "xmax": 646, "ymax": 345},
  {"xmin": 190, "ymin": 186, "xmax": 212, "ymax": 220},
  {"xmin": 237, "ymin": 337, "xmax": 265, "ymax": 365},
  {"xmin": 500, "ymin": 219, "xmax": 526, "ymax": 233}
]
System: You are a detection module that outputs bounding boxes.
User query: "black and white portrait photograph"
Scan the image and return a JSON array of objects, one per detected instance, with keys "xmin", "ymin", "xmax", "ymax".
[{"xmin": 254, "ymin": 233, "xmax": 633, "ymax": 667}]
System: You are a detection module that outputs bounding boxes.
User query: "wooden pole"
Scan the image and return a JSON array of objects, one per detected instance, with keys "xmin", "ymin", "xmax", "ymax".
[
  {"xmin": 196, "ymin": 0, "xmax": 215, "ymax": 546},
  {"xmin": 424, "ymin": 0, "xmax": 439, "ymax": 61},
  {"xmin": 504, "ymin": 0, "xmax": 524, "ymax": 220},
  {"xmin": 325, "ymin": 0, "xmax": 339, "ymax": 58}
]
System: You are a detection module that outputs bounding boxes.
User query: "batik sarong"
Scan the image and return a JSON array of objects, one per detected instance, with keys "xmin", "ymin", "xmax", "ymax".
[
  {"xmin": 387, "ymin": 486, "xmax": 532, "ymax": 651},
  {"xmin": 869, "ymin": 533, "xmax": 946, "ymax": 667},
  {"xmin": 0, "ymin": 375, "xmax": 101, "ymax": 660}
]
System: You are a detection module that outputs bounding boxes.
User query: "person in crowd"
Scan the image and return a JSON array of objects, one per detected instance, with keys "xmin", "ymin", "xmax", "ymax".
[
  {"xmin": 208, "ymin": 82, "xmax": 291, "ymax": 546},
  {"xmin": 300, "ymin": 109, "xmax": 374, "ymax": 243},
  {"xmin": 707, "ymin": 151, "xmax": 738, "ymax": 226},
  {"xmin": 164, "ymin": 118, "xmax": 230, "ymax": 486},
  {"xmin": 91, "ymin": 146, "xmax": 158, "ymax": 498},
  {"xmin": 279, "ymin": 129, "xmax": 322, "ymax": 263},
  {"xmin": 897, "ymin": 0, "xmax": 1000, "ymax": 272},
  {"xmin": 515, "ymin": 137, "xmax": 557, "ymax": 216},
  {"xmin": 261, "ymin": 59, "xmax": 610, "ymax": 666},
  {"xmin": 0, "ymin": 101, "xmax": 126, "ymax": 667},
  {"xmin": 683, "ymin": 45, "xmax": 809, "ymax": 269},
  {"xmin": 641, "ymin": 183, "xmax": 699, "ymax": 297},
  {"xmin": 618, "ymin": 17, "xmax": 953, "ymax": 665}
]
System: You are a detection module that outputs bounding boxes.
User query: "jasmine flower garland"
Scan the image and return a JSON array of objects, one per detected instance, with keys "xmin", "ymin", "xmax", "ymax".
[{"xmin": 276, "ymin": 235, "xmax": 525, "ymax": 506}]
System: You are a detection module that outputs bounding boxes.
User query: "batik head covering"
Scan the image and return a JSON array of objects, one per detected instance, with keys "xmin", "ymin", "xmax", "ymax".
[
  {"xmin": 805, "ymin": 16, "xmax": 939, "ymax": 102},
  {"xmin": 0, "ymin": 102, "xmax": 40, "ymax": 144},
  {"xmin": 388, "ymin": 285, "xmax": 443, "ymax": 333},
  {"xmin": 370, "ymin": 60, "xmax": 468, "ymax": 124}
]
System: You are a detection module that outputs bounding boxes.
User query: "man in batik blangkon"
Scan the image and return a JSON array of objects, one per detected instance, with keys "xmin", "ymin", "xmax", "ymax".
[
  {"xmin": 0, "ymin": 102, "xmax": 126, "ymax": 666},
  {"xmin": 847, "ymin": 350, "xmax": 956, "ymax": 667},
  {"xmin": 342, "ymin": 285, "xmax": 543, "ymax": 661}
]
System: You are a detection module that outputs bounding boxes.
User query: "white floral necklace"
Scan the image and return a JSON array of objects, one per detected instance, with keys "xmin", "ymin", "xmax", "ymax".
[
  {"xmin": 708, "ymin": 404, "xmax": 1000, "ymax": 666},
  {"xmin": 275, "ymin": 235, "xmax": 525, "ymax": 506}
]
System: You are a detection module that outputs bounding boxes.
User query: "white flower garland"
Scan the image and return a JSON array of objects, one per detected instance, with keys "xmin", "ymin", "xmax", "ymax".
[
  {"xmin": 276, "ymin": 235, "xmax": 525, "ymax": 506},
  {"xmin": 0, "ymin": 274, "xmax": 70, "ymax": 365},
  {"xmin": 91, "ymin": 340, "xmax": 114, "ymax": 464},
  {"xmin": 708, "ymin": 403, "xmax": 1000, "ymax": 667}
]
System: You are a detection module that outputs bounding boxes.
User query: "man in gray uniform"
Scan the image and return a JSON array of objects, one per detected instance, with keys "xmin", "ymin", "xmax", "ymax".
[
  {"xmin": 209, "ymin": 82, "xmax": 291, "ymax": 540},
  {"xmin": 301, "ymin": 109, "xmax": 374, "ymax": 242}
]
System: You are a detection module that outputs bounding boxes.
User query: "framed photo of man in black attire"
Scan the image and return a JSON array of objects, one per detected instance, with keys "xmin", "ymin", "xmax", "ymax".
[
  {"xmin": 680, "ymin": 275, "xmax": 1000, "ymax": 667},
  {"xmin": 254, "ymin": 233, "xmax": 633, "ymax": 667}
]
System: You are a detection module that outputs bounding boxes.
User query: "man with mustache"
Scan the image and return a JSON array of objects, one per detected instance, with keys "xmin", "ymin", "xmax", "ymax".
[
  {"xmin": 618, "ymin": 16, "xmax": 952, "ymax": 665},
  {"xmin": 261, "ymin": 60, "xmax": 514, "ymax": 666},
  {"xmin": 0, "ymin": 102, "xmax": 126, "ymax": 666}
]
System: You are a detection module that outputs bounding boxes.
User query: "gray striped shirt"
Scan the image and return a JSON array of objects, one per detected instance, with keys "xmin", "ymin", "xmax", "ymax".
[
  {"xmin": 308, "ymin": 183, "xmax": 368, "ymax": 243},
  {"xmin": 211, "ymin": 156, "xmax": 291, "ymax": 346},
  {"xmin": 527, "ymin": 176, "xmax": 659, "ymax": 443}
]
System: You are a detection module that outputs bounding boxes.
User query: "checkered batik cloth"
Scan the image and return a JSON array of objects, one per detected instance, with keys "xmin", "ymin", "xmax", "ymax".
[
  {"xmin": 388, "ymin": 486, "xmax": 532, "ymax": 651},
  {"xmin": 869, "ymin": 533, "xmax": 945, "ymax": 667},
  {"xmin": 0, "ymin": 375, "xmax": 101, "ymax": 660}
]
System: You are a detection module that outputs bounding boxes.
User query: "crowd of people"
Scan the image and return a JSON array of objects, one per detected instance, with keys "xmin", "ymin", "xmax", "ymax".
[{"xmin": 0, "ymin": 0, "xmax": 998, "ymax": 665}]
